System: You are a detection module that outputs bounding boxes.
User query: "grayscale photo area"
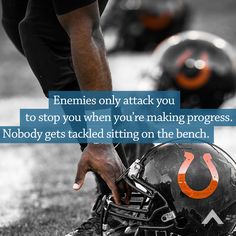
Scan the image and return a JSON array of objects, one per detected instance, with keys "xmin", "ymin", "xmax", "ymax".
[{"xmin": 0, "ymin": 0, "xmax": 235, "ymax": 235}]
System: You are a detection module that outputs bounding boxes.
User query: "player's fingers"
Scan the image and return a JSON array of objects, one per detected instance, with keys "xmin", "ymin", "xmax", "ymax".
[
  {"xmin": 111, "ymin": 186, "xmax": 121, "ymax": 205},
  {"xmin": 117, "ymin": 181, "xmax": 131, "ymax": 204},
  {"xmin": 125, "ymin": 183, "xmax": 132, "ymax": 205},
  {"xmin": 73, "ymin": 157, "xmax": 88, "ymax": 191},
  {"xmin": 105, "ymin": 178, "xmax": 121, "ymax": 205}
]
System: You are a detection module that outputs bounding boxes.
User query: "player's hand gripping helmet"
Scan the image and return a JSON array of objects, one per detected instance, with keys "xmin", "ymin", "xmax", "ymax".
[
  {"xmin": 101, "ymin": 142, "xmax": 236, "ymax": 236},
  {"xmin": 140, "ymin": 31, "xmax": 236, "ymax": 108},
  {"xmin": 102, "ymin": 0, "xmax": 189, "ymax": 52}
]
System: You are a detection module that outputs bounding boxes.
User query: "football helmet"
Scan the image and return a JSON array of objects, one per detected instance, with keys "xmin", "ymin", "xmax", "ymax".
[
  {"xmin": 140, "ymin": 31, "xmax": 236, "ymax": 108},
  {"xmin": 101, "ymin": 142, "xmax": 236, "ymax": 236},
  {"xmin": 102, "ymin": 0, "xmax": 189, "ymax": 52}
]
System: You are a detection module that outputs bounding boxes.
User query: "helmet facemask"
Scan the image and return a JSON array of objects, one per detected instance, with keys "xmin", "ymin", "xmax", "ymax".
[{"xmin": 101, "ymin": 142, "xmax": 236, "ymax": 236}]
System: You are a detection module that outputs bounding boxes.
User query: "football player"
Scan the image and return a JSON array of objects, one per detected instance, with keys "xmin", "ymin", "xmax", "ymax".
[{"xmin": 1, "ymin": 0, "xmax": 133, "ymax": 235}]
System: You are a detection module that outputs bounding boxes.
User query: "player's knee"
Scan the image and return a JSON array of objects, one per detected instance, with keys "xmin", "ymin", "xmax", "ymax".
[
  {"xmin": 19, "ymin": 18, "xmax": 79, "ymax": 98},
  {"xmin": 2, "ymin": 18, "xmax": 25, "ymax": 54},
  {"xmin": 1, "ymin": 0, "xmax": 27, "ymax": 54}
]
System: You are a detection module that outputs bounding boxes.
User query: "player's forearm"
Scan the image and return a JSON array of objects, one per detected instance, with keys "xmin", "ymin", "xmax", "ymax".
[{"xmin": 70, "ymin": 26, "xmax": 112, "ymax": 91}]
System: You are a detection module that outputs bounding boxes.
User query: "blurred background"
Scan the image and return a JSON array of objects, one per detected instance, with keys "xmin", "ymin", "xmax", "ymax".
[{"xmin": 0, "ymin": 0, "xmax": 236, "ymax": 235}]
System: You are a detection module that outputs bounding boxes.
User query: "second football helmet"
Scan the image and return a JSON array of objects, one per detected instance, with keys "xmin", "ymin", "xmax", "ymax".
[
  {"xmin": 140, "ymin": 31, "xmax": 236, "ymax": 108},
  {"xmin": 102, "ymin": 0, "xmax": 189, "ymax": 52},
  {"xmin": 101, "ymin": 142, "xmax": 236, "ymax": 236}
]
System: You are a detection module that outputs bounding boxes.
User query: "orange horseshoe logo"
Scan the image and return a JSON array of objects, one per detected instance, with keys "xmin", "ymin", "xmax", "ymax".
[
  {"xmin": 176, "ymin": 51, "xmax": 211, "ymax": 90},
  {"xmin": 139, "ymin": 13, "xmax": 172, "ymax": 31},
  {"xmin": 178, "ymin": 152, "xmax": 219, "ymax": 199}
]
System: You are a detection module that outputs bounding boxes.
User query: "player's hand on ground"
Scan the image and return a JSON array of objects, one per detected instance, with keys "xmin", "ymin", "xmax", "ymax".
[{"xmin": 73, "ymin": 144, "xmax": 131, "ymax": 205}]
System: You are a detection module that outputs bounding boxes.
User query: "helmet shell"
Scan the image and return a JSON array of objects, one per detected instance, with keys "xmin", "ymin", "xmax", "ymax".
[
  {"xmin": 102, "ymin": 0, "xmax": 190, "ymax": 52},
  {"xmin": 141, "ymin": 31, "xmax": 236, "ymax": 108},
  {"xmin": 142, "ymin": 143, "xmax": 236, "ymax": 233}
]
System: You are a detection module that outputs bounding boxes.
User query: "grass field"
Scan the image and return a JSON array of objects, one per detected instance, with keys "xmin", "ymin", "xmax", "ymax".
[
  {"xmin": 0, "ymin": 99, "xmax": 97, "ymax": 235},
  {"xmin": 0, "ymin": 0, "xmax": 236, "ymax": 235},
  {"xmin": 0, "ymin": 143, "xmax": 97, "ymax": 236}
]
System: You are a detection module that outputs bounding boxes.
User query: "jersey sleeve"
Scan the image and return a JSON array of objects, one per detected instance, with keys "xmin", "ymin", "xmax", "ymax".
[{"xmin": 52, "ymin": 0, "xmax": 96, "ymax": 15}]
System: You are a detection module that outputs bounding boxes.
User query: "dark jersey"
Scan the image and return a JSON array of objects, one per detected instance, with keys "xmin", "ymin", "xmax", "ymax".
[
  {"xmin": 1, "ymin": 0, "xmax": 101, "ymax": 96},
  {"xmin": 53, "ymin": 0, "xmax": 96, "ymax": 15}
]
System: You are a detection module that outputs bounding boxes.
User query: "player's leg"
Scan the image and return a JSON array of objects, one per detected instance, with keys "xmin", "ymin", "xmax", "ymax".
[
  {"xmin": 18, "ymin": 0, "xmax": 111, "ymax": 96},
  {"xmin": 1, "ymin": 0, "xmax": 28, "ymax": 54},
  {"xmin": 18, "ymin": 0, "xmax": 79, "ymax": 97}
]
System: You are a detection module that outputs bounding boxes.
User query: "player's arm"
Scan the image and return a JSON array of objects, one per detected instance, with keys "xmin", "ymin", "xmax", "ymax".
[
  {"xmin": 56, "ymin": 2, "xmax": 130, "ymax": 204},
  {"xmin": 57, "ymin": 1, "xmax": 111, "ymax": 90}
]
